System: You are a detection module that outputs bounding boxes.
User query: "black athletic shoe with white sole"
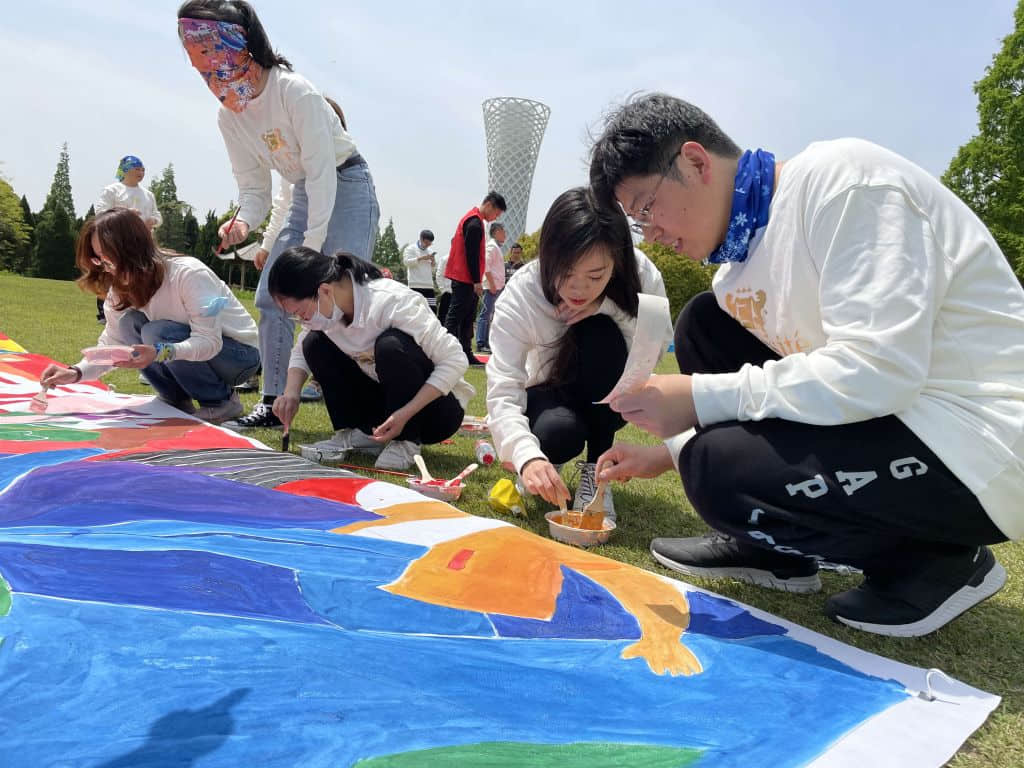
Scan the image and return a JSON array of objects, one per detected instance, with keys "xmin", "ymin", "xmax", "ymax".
[
  {"xmin": 650, "ymin": 532, "xmax": 822, "ymax": 593},
  {"xmin": 221, "ymin": 402, "xmax": 283, "ymax": 431},
  {"xmin": 824, "ymin": 546, "xmax": 1006, "ymax": 637}
]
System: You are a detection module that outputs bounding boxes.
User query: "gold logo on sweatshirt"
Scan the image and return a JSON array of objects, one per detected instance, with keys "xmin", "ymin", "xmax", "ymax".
[{"xmin": 725, "ymin": 288, "xmax": 767, "ymax": 333}]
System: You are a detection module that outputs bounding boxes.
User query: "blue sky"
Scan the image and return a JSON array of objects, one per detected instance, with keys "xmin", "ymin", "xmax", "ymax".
[{"xmin": 1, "ymin": 1, "xmax": 1015, "ymax": 249}]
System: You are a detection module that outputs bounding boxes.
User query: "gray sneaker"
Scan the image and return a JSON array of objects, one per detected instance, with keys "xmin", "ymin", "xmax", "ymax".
[
  {"xmin": 194, "ymin": 392, "xmax": 243, "ymax": 424},
  {"xmin": 300, "ymin": 428, "xmax": 383, "ymax": 464},
  {"xmin": 156, "ymin": 395, "xmax": 197, "ymax": 415},
  {"xmin": 374, "ymin": 439, "xmax": 420, "ymax": 471}
]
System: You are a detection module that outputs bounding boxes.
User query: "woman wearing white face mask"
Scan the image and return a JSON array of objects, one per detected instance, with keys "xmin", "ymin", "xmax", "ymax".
[{"xmin": 268, "ymin": 247, "xmax": 474, "ymax": 470}]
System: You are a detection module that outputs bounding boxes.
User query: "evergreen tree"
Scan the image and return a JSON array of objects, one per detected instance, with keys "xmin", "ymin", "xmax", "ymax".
[
  {"xmin": 151, "ymin": 164, "xmax": 188, "ymax": 251},
  {"xmin": 183, "ymin": 208, "xmax": 200, "ymax": 253},
  {"xmin": 372, "ymin": 218, "xmax": 403, "ymax": 279},
  {"xmin": 31, "ymin": 204, "xmax": 78, "ymax": 280},
  {"xmin": 195, "ymin": 210, "xmax": 222, "ymax": 268},
  {"xmin": 42, "ymin": 142, "xmax": 75, "ymax": 220},
  {"xmin": 0, "ymin": 178, "xmax": 32, "ymax": 273},
  {"xmin": 19, "ymin": 195, "xmax": 35, "ymax": 275},
  {"xmin": 943, "ymin": 0, "xmax": 1024, "ymax": 281}
]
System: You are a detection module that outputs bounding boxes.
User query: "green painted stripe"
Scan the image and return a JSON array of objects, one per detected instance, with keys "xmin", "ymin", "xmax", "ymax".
[{"xmin": 355, "ymin": 741, "xmax": 703, "ymax": 767}]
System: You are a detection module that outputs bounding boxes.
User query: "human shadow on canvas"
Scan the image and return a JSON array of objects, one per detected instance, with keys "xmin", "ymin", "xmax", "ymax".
[{"xmin": 95, "ymin": 688, "xmax": 251, "ymax": 768}]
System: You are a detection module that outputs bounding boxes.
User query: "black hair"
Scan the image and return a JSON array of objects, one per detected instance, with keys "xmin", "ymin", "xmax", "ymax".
[
  {"xmin": 489, "ymin": 222, "xmax": 505, "ymax": 237},
  {"xmin": 589, "ymin": 92, "xmax": 741, "ymax": 212},
  {"xmin": 538, "ymin": 187, "xmax": 641, "ymax": 385},
  {"xmin": 268, "ymin": 247, "xmax": 381, "ymax": 300},
  {"xmin": 510, "ymin": 242, "xmax": 522, "ymax": 250},
  {"xmin": 419, "ymin": 229, "xmax": 434, "ymax": 242},
  {"xmin": 177, "ymin": 0, "xmax": 292, "ymax": 70},
  {"xmin": 482, "ymin": 191, "xmax": 507, "ymax": 211},
  {"xmin": 324, "ymin": 96, "xmax": 347, "ymax": 130}
]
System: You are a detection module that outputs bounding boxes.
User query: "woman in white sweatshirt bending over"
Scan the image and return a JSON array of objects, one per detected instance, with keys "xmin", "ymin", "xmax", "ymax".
[
  {"xmin": 40, "ymin": 207, "xmax": 259, "ymax": 423},
  {"xmin": 268, "ymin": 247, "xmax": 474, "ymax": 471},
  {"xmin": 177, "ymin": 1, "xmax": 379, "ymax": 431},
  {"xmin": 486, "ymin": 187, "xmax": 669, "ymax": 520}
]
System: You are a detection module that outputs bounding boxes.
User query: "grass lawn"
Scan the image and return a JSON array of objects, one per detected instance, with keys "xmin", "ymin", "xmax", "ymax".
[{"xmin": 2, "ymin": 272, "xmax": 1022, "ymax": 767}]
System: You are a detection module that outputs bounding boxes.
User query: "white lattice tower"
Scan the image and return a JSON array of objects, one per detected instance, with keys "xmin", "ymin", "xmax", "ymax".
[{"xmin": 482, "ymin": 97, "xmax": 551, "ymax": 247}]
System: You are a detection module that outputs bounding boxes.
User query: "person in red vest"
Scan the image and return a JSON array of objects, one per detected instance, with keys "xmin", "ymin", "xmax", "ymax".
[{"xmin": 443, "ymin": 191, "xmax": 506, "ymax": 366}]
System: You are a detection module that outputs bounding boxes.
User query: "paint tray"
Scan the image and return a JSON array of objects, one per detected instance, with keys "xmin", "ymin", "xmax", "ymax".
[
  {"xmin": 81, "ymin": 345, "xmax": 136, "ymax": 365},
  {"xmin": 407, "ymin": 478, "xmax": 463, "ymax": 502},
  {"xmin": 545, "ymin": 510, "xmax": 615, "ymax": 547}
]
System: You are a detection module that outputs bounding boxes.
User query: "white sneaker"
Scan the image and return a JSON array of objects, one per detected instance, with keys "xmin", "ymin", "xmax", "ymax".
[
  {"xmin": 194, "ymin": 392, "xmax": 243, "ymax": 424},
  {"xmin": 300, "ymin": 428, "xmax": 382, "ymax": 463},
  {"xmin": 572, "ymin": 460, "xmax": 616, "ymax": 522},
  {"xmin": 374, "ymin": 439, "xmax": 420, "ymax": 471}
]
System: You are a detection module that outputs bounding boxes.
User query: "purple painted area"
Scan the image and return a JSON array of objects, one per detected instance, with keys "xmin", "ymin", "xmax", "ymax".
[
  {"xmin": 686, "ymin": 591, "xmax": 787, "ymax": 639},
  {"xmin": 0, "ymin": 542, "xmax": 329, "ymax": 624},
  {"xmin": 0, "ymin": 459, "xmax": 381, "ymax": 529}
]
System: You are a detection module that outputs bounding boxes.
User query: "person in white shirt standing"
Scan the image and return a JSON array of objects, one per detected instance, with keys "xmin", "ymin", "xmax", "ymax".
[
  {"xmin": 403, "ymin": 229, "xmax": 437, "ymax": 309},
  {"xmin": 590, "ymin": 93, "xmax": 1024, "ymax": 637},
  {"xmin": 40, "ymin": 208, "xmax": 260, "ymax": 423},
  {"xmin": 486, "ymin": 187, "xmax": 671, "ymax": 521},
  {"xmin": 474, "ymin": 222, "xmax": 506, "ymax": 353},
  {"xmin": 178, "ymin": 1, "xmax": 380, "ymax": 431},
  {"xmin": 268, "ymin": 247, "xmax": 474, "ymax": 471},
  {"xmin": 435, "ymin": 250, "xmax": 452, "ymax": 323},
  {"xmin": 93, "ymin": 156, "xmax": 162, "ymax": 322}
]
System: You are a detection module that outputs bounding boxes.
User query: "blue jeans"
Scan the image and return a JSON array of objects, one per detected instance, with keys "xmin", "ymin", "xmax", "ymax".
[
  {"xmin": 476, "ymin": 289, "xmax": 499, "ymax": 348},
  {"xmin": 255, "ymin": 161, "xmax": 380, "ymax": 396},
  {"xmin": 121, "ymin": 310, "xmax": 261, "ymax": 406}
]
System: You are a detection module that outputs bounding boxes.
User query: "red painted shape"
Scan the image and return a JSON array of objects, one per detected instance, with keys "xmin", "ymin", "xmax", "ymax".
[
  {"xmin": 276, "ymin": 476, "xmax": 377, "ymax": 505},
  {"xmin": 447, "ymin": 548, "xmax": 475, "ymax": 571}
]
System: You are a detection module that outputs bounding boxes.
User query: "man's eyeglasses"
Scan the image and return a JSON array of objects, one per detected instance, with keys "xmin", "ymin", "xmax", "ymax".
[{"xmin": 624, "ymin": 149, "xmax": 678, "ymax": 235}]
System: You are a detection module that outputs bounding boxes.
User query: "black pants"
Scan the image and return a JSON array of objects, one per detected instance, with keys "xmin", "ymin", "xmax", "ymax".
[
  {"xmin": 444, "ymin": 280, "xmax": 479, "ymax": 364},
  {"xmin": 303, "ymin": 329, "xmax": 464, "ymax": 445},
  {"xmin": 674, "ymin": 292, "xmax": 1006, "ymax": 578},
  {"xmin": 436, "ymin": 291, "xmax": 451, "ymax": 324},
  {"xmin": 411, "ymin": 286, "xmax": 435, "ymax": 310},
  {"xmin": 96, "ymin": 297, "xmax": 105, "ymax": 321},
  {"xmin": 526, "ymin": 314, "xmax": 628, "ymax": 465}
]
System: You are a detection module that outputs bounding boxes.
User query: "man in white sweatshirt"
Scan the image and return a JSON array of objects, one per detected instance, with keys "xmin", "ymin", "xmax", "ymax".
[
  {"xmin": 590, "ymin": 93, "xmax": 1024, "ymax": 638},
  {"xmin": 403, "ymin": 229, "xmax": 437, "ymax": 309}
]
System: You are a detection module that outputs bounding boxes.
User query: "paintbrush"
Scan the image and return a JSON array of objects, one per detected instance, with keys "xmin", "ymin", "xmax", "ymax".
[
  {"xmin": 444, "ymin": 462, "xmax": 479, "ymax": 488},
  {"xmin": 215, "ymin": 208, "xmax": 241, "ymax": 256},
  {"xmin": 281, "ymin": 430, "xmax": 290, "ymax": 453}
]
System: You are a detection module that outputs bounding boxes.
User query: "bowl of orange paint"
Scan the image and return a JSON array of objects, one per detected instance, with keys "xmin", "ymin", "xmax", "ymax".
[
  {"xmin": 544, "ymin": 510, "xmax": 615, "ymax": 547},
  {"xmin": 407, "ymin": 478, "xmax": 464, "ymax": 502}
]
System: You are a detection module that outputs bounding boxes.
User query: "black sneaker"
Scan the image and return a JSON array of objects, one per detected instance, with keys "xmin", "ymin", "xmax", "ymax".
[
  {"xmin": 824, "ymin": 546, "xmax": 1006, "ymax": 637},
  {"xmin": 650, "ymin": 533, "xmax": 821, "ymax": 593},
  {"xmin": 221, "ymin": 402, "xmax": 283, "ymax": 431},
  {"xmin": 467, "ymin": 357, "xmax": 486, "ymax": 367}
]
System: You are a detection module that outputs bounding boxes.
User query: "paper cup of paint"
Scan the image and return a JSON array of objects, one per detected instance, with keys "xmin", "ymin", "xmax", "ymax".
[
  {"xmin": 81, "ymin": 345, "xmax": 137, "ymax": 365},
  {"xmin": 544, "ymin": 510, "xmax": 615, "ymax": 548},
  {"xmin": 407, "ymin": 478, "xmax": 463, "ymax": 502},
  {"xmin": 458, "ymin": 416, "xmax": 489, "ymax": 436}
]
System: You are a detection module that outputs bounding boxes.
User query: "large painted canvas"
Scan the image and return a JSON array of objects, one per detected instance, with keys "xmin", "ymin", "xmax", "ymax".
[{"xmin": 0, "ymin": 343, "xmax": 1000, "ymax": 767}]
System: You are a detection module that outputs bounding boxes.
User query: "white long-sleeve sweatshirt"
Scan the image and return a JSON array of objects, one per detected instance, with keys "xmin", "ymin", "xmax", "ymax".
[
  {"xmin": 95, "ymin": 183, "xmax": 162, "ymax": 227},
  {"xmin": 76, "ymin": 256, "xmax": 258, "ymax": 381},
  {"xmin": 684, "ymin": 138, "xmax": 1024, "ymax": 539},
  {"xmin": 217, "ymin": 67, "xmax": 357, "ymax": 252},
  {"xmin": 288, "ymin": 276, "xmax": 475, "ymax": 408},
  {"xmin": 486, "ymin": 249, "xmax": 671, "ymax": 472},
  {"xmin": 403, "ymin": 242, "xmax": 435, "ymax": 289}
]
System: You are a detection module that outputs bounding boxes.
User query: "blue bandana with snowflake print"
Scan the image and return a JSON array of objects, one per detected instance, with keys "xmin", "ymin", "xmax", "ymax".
[{"xmin": 707, "ymin": 149, "xmax": 775, "ymax": 264}]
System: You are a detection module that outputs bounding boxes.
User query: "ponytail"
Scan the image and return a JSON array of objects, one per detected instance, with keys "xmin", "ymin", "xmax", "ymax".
[{"xmin": 268, "ymin": 246, "xmax": 381, "ymax": 300}]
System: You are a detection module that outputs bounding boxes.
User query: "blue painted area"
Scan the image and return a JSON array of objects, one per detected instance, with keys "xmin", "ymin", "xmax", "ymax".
[
  {"xmin": 0, "ymin": 454, "xmax": 911, "ymax": 767},
  {"xmin": 686, "ymin": 591, "xmax": 787, "ymax": 639},
  {"xmin": 491, "ymin": 566, "xmax": 641, "ymax": 640},
  {"xmin": 0, "ymin": 542, "xmax": 328, "ymax": 625},
  {"xmin": 0, "ymin": 459, "xmax": 380, "ymax": 529},
  {"xmin": 0, "ymin": 448, "xmax": 103, "ymax": 490}
]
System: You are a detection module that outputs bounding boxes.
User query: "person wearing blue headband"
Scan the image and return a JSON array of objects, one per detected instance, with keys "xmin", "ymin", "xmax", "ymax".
[
  {"xmin": 588, "ymin": 93, "xmax": 1024, "ymax": 638},
  {"xmin": 93, "ymin": 155, "xmax": 162, "ymax": 323}
]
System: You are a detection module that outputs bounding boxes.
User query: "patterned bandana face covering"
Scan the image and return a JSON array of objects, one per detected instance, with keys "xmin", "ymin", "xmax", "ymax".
[
  {"xmin": 116, "ymin": 156, "xmax": 143, "ymax": 181},
  {"xmin": 178, "ymin": 18, "xmax": 262, "ymax": 113},
  {"xmin": 706, "ymin": 149, "xmax": 776, "ymax": 264}
]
